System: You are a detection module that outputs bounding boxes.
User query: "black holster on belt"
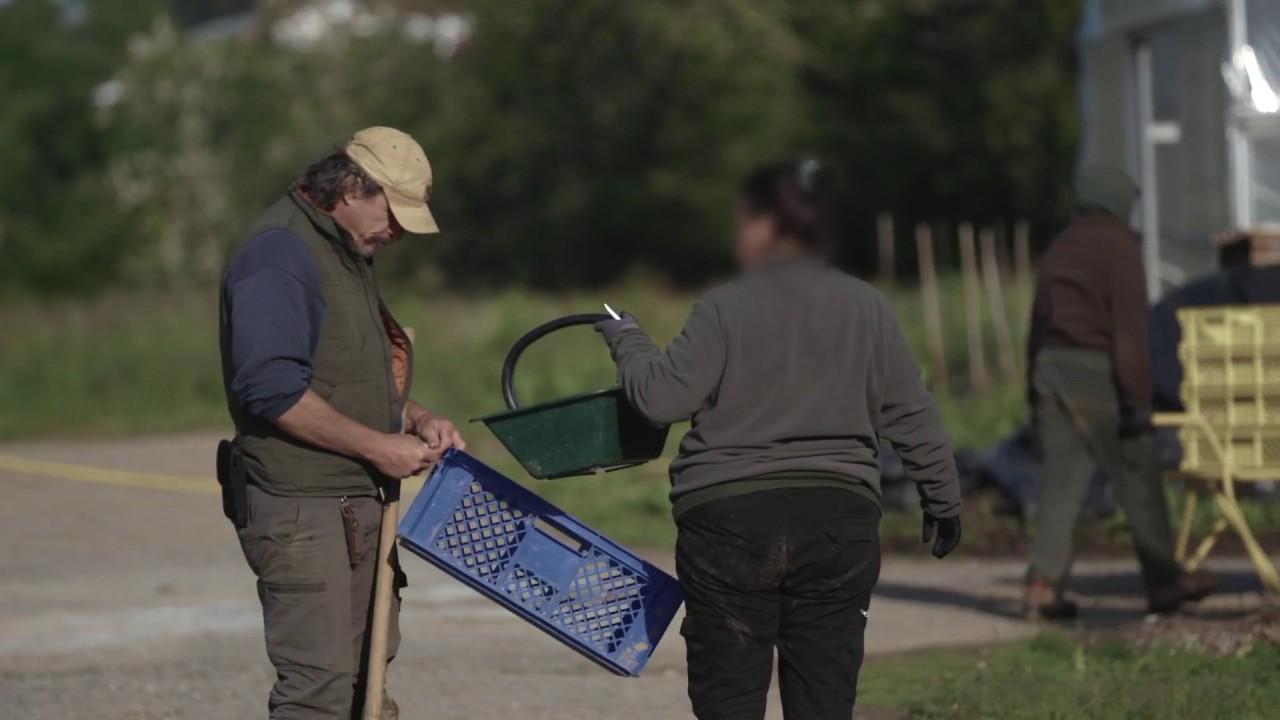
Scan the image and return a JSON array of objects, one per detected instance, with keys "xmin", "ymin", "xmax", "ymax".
[{"xmin": 216, "ymin": 439, "xmax": 249, "ymax": 529}]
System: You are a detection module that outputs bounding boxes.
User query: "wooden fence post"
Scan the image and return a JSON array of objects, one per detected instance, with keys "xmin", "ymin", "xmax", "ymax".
[
  {"xmin": 958, "ymin": 223, "xmax": 990, "ymax": 390},
  {"xmin": 980, "ymin": 227, "xmax": 1017, "ymax": 380},
  {"xmin": 915, "ymin": 223, "xmax": 948, "ymax": 394},
  {"xmin": 877, "ymin": 213, "xmax": 896, "ymax": 285},
  {"xmin": 1014, "ymin": 220, "xmax": 1033, "ymax": 315}
]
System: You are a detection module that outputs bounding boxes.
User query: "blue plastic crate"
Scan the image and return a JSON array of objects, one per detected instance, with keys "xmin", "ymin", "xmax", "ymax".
[{"xmin": 398, "ymin": 449, "xmax": 684, "ymax": 676}]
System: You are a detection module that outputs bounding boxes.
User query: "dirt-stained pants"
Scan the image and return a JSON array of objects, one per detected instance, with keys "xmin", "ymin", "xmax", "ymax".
[
  {"xmin": 675, "ymin": 486, "xmax": 881, "ymax": 720},
  {"xmin": 1028, "ymin": 347, "xmax": 1181, "ymax": 592},
  {"xmin": 237, "ymin": 484, "xmax": 404, "ymax": 720}
]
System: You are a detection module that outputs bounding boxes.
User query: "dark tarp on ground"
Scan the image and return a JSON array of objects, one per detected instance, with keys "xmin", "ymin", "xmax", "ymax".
[{"xmin": 954, "ymin": 423, "xmax": 1116, "ymax": 522}]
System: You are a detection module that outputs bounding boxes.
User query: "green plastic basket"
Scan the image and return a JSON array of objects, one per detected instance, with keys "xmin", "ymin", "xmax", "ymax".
[{"xmin": 475, "ymin": 314, "xmax": 670, "ymax": 479}]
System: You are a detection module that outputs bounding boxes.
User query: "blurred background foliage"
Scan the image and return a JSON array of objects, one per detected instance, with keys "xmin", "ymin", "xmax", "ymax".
[
  {"xmin": 0, "ymin": 0, "xmax": 1082, "ymax": 295},
  {"xmin": 15, "ymin": 0, "xmax": 1268, "ymax": 551}
]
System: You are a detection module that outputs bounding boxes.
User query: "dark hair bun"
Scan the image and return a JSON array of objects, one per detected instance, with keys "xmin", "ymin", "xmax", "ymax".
[{"xmin": 739, "ymin": 157, "xmax": 832, "ymax": 255}]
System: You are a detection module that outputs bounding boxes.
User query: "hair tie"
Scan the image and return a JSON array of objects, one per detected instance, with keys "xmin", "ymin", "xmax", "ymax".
[{"xmin": 798, "ymin": 157, "xmax": 823, "ymax": 195}]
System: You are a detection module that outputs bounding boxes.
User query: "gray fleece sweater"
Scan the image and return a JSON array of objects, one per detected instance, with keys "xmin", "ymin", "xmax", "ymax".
[{"xmin": 604, "ymin": 254, "xmax": 962, "ymax": 518}]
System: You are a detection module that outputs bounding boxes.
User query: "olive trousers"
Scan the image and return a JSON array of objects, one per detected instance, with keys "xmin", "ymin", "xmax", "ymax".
[
  {"xmin": 237, "ymin": 484, "xmax": 404, "ymax": 720},
  {"xmin": 1028, "ymin": 348, "xmax": 1181, "ymax": 593}
]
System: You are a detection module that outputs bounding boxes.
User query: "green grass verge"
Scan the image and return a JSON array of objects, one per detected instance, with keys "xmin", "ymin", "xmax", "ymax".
[
  {"xmin": 860, "ymin": 633, "xmax": 1280, "ymax": 719},
  {"xmin": 0, "ymin": 278, "xmax": 1024, "ymax": 441},
  {"xmin": 0, "ymin": 280, "xmax": 1025, "ymax": 546}
]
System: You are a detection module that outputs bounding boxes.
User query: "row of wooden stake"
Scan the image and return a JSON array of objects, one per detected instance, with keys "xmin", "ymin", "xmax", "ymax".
[{"xmin": 877, "ymin": 214, "xmax": 1035, "ymax": 394}]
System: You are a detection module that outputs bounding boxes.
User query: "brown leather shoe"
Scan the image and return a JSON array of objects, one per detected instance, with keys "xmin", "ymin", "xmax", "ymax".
[
  {"xmin": 1148, "ymin": 569, "xmax": 1216, "ymax": 615},
  {"xmin": 1023, "ymin": 578, "xmax": 1079, "ymax": 620}
]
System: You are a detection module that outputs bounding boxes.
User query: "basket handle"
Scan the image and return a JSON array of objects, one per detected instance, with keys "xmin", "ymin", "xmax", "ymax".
[{"xmin": 502, "ymin": 313, "xmax": 610, "ymax": 411}]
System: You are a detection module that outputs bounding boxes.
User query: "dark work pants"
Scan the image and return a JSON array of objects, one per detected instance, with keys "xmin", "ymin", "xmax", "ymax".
[
  {"xmin": 675, "ymin": 486, "xmax": 881, "ymax": 720},
  {"xmin": 1028, "ymin": 348, "xmax": 1181, "ymax": 592},
  {"xmin": 237, "ymin": 484, "xmax": 404, "ymax": 720}
]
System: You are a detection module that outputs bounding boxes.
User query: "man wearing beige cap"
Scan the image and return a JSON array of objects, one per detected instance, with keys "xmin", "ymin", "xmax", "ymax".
[{"xmin": 218, "ymin": 127, "xmax": 462, "ymax": 719}]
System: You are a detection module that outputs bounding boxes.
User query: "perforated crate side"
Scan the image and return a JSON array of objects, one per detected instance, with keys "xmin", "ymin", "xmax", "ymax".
[
  {"xmin": 1177, "ymin": 307, "xmax": 1280, "ymax": 433},
  {"xmin": 1177, "ymin": 306, "xmax": 1280, "ymax": 351},
  {"xmin": 1180, "ymin": 353, "xmax": 1280, "ymax": 388},
  {"xmin": 397, "ymin": 450, "xmax": 683, "ymax": 677},
  {"xmin": 1178, "ymin": 427, "xmax": 1280, "ymax": 477},
  {"xmin": 1181, "ymin": 387, "xmax": 1280, "ymax": 426}
]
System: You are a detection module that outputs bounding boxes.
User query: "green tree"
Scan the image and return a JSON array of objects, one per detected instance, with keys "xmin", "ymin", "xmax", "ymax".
[
  {"xmin": 102, "ymin": 0, "xmax": 466, "ymax": 282},
  {"xmin": 792, "ymin": 0, "xmax": 1082, "ymax": 269},
  {"xmin": 2, "ymin": 0, "xmax": 1087, "ymax": 294},
  {"xmin": 0, "ymin": 0, "xmax": 165, "ymax": 293},
  {"xmin": 418, "ymin": 0, "xmax": 806, "ymax": 289}
]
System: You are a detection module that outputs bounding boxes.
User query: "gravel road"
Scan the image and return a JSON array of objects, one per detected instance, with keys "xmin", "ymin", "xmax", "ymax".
[{"xmin": 1, "ymin": 432, "xmax": 1272, "ymax": 719}]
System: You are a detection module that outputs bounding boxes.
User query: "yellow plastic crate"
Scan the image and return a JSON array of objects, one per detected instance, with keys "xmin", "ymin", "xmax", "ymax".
[
  {"xmin": 1182, "ymin": 386, "xmax": 1280, "ymax": 426},
  {"xmin": 1180, "ymin": 354, "xmax": 1280, "ymax": 386},
  {"xmin": 1160, "ymin": 304, "xmax": 1280, "ymax": 591},
  {"xmin": 1179, "ymin": 306, "xmax": 1280, "ymax": 424},
  {"xmin": 1179, "ymin": 305, "xmax": 1280, "ymax": 352},
  {"xmin": 1177, "ymin": 306, "xmax": 1280, "ymax": 477},
  {"xmin": 1178, "ymin": 427, "xmax": 1280, "ymax": 476}
]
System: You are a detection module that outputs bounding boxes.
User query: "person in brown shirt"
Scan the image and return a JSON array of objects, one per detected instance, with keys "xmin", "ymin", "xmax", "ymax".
[
  {"xmin": 1024, "ymin": 165, "xmax": 1213, "ymax": 619},
  {"xmin": 1027, "ymin": 170, "xmax": 1152, "ymax": 422}
]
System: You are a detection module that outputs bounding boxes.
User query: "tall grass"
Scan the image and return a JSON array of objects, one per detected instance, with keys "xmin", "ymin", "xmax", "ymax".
[
  {"xmin": 0, "ymin": 276, "xmax": 1025, "ymax": 439},
  {"xmin": 0, "ymin": 277, "xmax": 1027, "ymax": 544}
]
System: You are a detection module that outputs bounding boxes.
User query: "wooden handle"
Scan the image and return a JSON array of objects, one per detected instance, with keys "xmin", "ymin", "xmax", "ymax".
[
  {"xmin": 361, "ymin": 482, "xmax": 400, "ymax": 720},
  {"xmin": 363, "ymin": 328, "xmax": 414, "ymax": 720}
]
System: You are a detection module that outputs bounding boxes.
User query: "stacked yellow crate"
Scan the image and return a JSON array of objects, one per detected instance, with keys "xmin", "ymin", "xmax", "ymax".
[{"xmin": 1177, "ymin": 306, "xmax": 1280, "ymax": 478}]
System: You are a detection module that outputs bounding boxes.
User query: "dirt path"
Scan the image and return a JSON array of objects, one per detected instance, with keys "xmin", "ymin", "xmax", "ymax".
[{"xmin": 1, "ymin": 432, "xmax": 1273, "ymax": 719}]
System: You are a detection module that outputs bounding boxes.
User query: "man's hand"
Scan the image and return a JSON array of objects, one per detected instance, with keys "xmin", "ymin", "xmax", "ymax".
[
  {"xmin": 922, "ymin": 513, "xmax": 961, "ymax": 559},
  {"xmin": 1118, "ymin": 408, "xmax": 1153, "ymax": 439},
  {"xmin": 366, "ymin": 433, "xmax": 435, "ymax": 479},
  {"xmin": 407, "ymin": 408, "xmax": 466, "ymax": 461}
]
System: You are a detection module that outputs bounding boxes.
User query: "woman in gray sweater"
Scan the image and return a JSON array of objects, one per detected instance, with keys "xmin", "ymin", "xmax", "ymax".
[{"xmin": 595, "ymin": 160, "xmax": 962, "ymax": 720}]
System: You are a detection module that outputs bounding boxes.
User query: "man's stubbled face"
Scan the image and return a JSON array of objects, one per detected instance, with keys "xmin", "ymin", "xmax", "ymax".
[{"xmin": 335, "ymin": 192, "xmax": 404, "ymax": 257}]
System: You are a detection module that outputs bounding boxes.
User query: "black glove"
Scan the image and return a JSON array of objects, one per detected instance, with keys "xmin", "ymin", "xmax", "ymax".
[
  {"xmin": 922, "ymin": 513, "xmax": 961, "ymax": 559},
  {"xmin": 1119, "ymin": 408, "xmax": 1153, "ymax": 439},
  {"xmin": 593, "ymin": 312, "xmax": 640, "ymax": 345}
]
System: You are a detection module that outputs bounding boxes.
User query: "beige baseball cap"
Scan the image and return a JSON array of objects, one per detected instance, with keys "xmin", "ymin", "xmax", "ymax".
[{"xmin": 344, "ymin": 126, "xmax": 439, "ymax": 234}]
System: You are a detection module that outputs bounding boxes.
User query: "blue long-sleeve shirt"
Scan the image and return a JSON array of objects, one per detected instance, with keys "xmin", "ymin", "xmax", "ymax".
[{"xmin": 222, "ymin": 229, "xmax": 325, "ymax": 421}]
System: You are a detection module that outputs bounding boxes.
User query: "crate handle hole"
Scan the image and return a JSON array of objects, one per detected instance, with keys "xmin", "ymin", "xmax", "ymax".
[{"xmin": 535, "ymin": 517, "xmax": 589, "ymax": 555}]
